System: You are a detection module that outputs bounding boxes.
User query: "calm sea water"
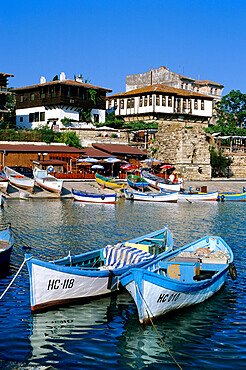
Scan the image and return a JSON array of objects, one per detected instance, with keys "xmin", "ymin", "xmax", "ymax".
[{"xmin": 0, "ymin": 198, "xmax": 245, "ymax": 369}]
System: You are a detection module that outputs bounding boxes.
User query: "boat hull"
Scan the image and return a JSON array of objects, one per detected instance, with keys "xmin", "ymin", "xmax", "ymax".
[
  {"xmin": 124, "ymin": 188, "xmax": 178, "ymax": 202},
  {"xmin": 141, "ymin": 170, "xmax": 181, "ymax": 192},
  {"xmin": 0, "ymin": 224, "xmax": 14, "ymax": 267},
  {"xmin": 26, "ymin": 227, "xmax": 174, "ymax": 312},
  {"xmin": 178, "ymin": 191, "xmax": 219, "ymax": 201},
  {"xmin": 124, "ymin": 269, "xmax": 227, "ymax": 324},
  {"xmin": 95, "ymin": 174, "xmax": 124, "ymax": 189},
  {"xmin": 218, "ymin": 192, "xmax": 246, "ymax": 201},
  {"xmin": 26, "ymin": 261, "xmax": 118, "ymax": 312},
  {"xmin": 33, "ymin": 167, "xmax": 63, "ymax": 195},
  {"xmin": 72, "ymin": 189, "xmax": 117, "ymax": 203},
  {"xmin": 4, "ymin": 166, "xmax": 34, "ymax": 192},
  {"xmin": 120, "ymin": 235, "xmax": 233, "ymax": 323}
]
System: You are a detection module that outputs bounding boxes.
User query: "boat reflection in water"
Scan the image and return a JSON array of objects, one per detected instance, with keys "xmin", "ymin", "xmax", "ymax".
[{"xmin": 28, "ymin": 286, "xmax": 236, "ymax": 369}]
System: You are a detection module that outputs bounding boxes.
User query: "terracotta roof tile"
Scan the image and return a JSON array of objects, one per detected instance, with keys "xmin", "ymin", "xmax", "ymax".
[
  {"xmin": 0, "ymin": 144, "xmax": 84, "ymax": 153},
  {"xmin": 194, "ymin": 80, "xmax": 224, "ymax": 87},
  {"xmin": 108, "ymin": 84, "xmax": 214, "ymax": 100},
  {"xmin": 92, "ymin": 143, "xmax": 146, "ymax": 156},
  {"xmin": 11, "ymin": 79, "xmax": 112, "ymax": 92}
]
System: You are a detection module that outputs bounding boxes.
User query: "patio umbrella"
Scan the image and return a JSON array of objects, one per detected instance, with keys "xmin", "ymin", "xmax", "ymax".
[
  {"xmin": 104, "ymin": 157, "xmax": 122, "ymax": 163},
  {"xmin": 160, "ymin": 165, "xmax": 173, "ymax": 169},
  {"xmin": 83, "ymin": 157, "xmax": 99, "ymax": 163},
  {"xmin": 121, "ymin": 164, "xmax": 134, "ymax": 170},
  {"xmin": 104, "ymin": 157, "xmax": 122, "ymax": 176},
  {"xmin": 91, "ymin": 164, "xmax": 104, "ymax": 170}
]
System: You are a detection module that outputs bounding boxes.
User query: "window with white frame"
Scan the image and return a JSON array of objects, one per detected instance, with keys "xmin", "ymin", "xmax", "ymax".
[{"xmin": 162, "ymin": 96, "xmax": 166, "ymax": 106}]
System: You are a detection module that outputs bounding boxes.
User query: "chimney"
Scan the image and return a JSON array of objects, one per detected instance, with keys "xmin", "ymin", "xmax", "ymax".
[
  {"xmin": 60, "ymin": 72, "xmax": 66, "ymax": 81},
  {"xmin": 76, "ymin": 77, "xmax": 83, "ymax": 83},
  {"xmin": 40, "ymin": 76, "xmax": 46, "ymax": 84}
]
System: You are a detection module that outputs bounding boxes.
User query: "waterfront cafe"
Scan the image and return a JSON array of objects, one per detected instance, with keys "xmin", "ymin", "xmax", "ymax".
[{"xmin": 213, "ymin": 133, "xmax": 246, "ymax": 152}]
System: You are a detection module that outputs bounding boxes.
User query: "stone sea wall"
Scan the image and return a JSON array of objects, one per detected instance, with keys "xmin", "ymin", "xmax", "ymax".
[{"xmin": 150, "ymin": 120, "xmax": 211, "ymax": 181}]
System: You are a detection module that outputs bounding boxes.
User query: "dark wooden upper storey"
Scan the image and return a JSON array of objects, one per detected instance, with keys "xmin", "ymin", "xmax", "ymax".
[
  {"xmin": 0, "ymin": 72, "xmax": 14, "ymax": 107},
  {"xmin": 11, "ymin": 79, "xmax": 112, "ymax": 110}
]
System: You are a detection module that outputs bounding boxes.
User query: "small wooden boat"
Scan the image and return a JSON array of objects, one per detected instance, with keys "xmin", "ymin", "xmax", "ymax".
[
  {"xmin": 33, "ymin": 167, "xmax": 63, "ymax": 195},
  {"xmin": 0, "ymin": 171, "xmax": 8, "ymax": 193},
  {"xmin": 4, "ymin": 166, "xmax": 34, "ymax": 192},
  {"xmin": 72, "ymin": 188, "xmax": 117, "ymax": 204},
  {"xmin": 141, "ymin": 170, "xmax": 181, "ymax": 192},
  {"xmin": 25, "ymin": 227, "xmax": 174, "ymax": 312},
  {"xmin": 126, "ymin": 174, "xmax": 149, "ymax": 190},
  {"xmin": 120, "ymin": 235, "xmax": 236, "ymax": 324},
  {"xmin": 124, "ymin": 188, "xmax": 178, "ymax": 202},
  {"xmin": 0, "ymin": 223, "xmax": 14, "ymax": 267},
  {"xmin": 218, "ymin": 190, "xmax": 246, "ymax": 202},
  {"xmin": 178, "ymin": 190, "xmax": 219, "ymax": 202},
  {"xmin": 95, "ymin": 174, "xmax": 124, "ymax": 189}
]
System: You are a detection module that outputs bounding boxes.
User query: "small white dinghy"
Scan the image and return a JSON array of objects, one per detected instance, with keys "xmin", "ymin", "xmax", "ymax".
[
  {"xmin": 33, "ymin": 167, "xmax": 63, "ymax": 195},
  {"xmin": 4, "ymin": 166, "xmax": 34, "ymax": 192}
]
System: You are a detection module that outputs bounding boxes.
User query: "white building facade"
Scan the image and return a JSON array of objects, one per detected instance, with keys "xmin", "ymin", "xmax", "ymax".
[
  {"xmin": 107, "ymin": 84, "xmax": 213, "ymax": 122},
  {"xmin": 12, "ymin": 73, "xmax": 111, "ymax": 130}
]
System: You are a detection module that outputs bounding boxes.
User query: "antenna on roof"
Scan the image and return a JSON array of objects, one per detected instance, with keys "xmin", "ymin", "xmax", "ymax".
[{"xmin": 198, "ymin": 74, "xmax": 200, "ymax": 81}]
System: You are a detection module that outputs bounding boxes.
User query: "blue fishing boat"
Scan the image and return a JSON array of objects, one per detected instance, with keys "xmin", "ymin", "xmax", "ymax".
[
  {"xmin": 218, "ymin": 190, "xmax": 246, "ymax": 202},
  {"xmin": 126, "ymin": 174, "xmax": 149, "ymax": 190},
  {"xmin": 120, "ymin": 235, "xmax": 236, "ymax": 324},
  {"xmin": 25, "ymin": 227, "xmax": 174, "ymax": 312},
  {"xmin": 72, "ymin": 188, "xmax": 117, "ymax": 204},
  {"xmin": 0, "ymin": 223, "xmax": 14, "ymax": 267}
]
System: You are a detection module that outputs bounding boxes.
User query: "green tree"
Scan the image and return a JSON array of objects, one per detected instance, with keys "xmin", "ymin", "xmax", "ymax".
[
  {"xmin": 52, "ymin": 75, "xmax": 59, "ymax": 81},
  {"xmin": 61, "ymin": 117, "xmax": 73, "ymax": 127},
  {"xmin": 214, "ymin": 90, "xmax": 246, "ymax": 131},
  {"xmin": 209, "ymin": 146, "xmax": 233, "ymax": 176}
]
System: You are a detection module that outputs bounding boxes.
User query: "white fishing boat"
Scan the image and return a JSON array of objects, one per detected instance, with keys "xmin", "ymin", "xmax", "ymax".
[
  {"xmin": 33, "ymin": 167, "xmax": 63, "ymax": 195},
  {"xmin": 4, "ymin": 166, "xmax": 34, "ymax": 192},
  {"xmin": 0, "ymin": 171, "xmax": 8, "ymax": 193},
  {"xmin": 25, "ymin": 227, "xmax": 174, "ymax": 312},
  {"xmin": 124, "ymin": 188, "xmax": 178, "ymax": 202},
  {"xmin": 120, "ymin": 235, "xmax": 236, "ymax": 324},
  {"xmin": 178, "ymin": 190, "xmax": 219, "ymax": 202},
  {"xmin": 72, "ymin": 188, "xmax": 117, "ymax": 204},
  {"xmin": 141, "ymin": 170, "xmax": 181, "ymax": 192}
]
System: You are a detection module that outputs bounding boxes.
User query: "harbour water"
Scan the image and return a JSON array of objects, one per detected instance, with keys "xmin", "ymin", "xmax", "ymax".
[{"xmin": 0, "ymin": 197, "xmax": 245, "ymax": 369}]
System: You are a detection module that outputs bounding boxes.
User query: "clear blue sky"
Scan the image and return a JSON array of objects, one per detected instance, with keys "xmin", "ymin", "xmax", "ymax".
[{"xmin": 2, "ymin": 0, "xmax": 245, "ymax": 96}]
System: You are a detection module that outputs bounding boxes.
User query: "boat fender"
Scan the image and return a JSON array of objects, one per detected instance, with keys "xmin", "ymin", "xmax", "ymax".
[
  {"xmin": 130, "ymin": 193, "xmax": 134, "ymax": 200},
  {"xmin": 107, "ymin": 270, "xmax": 113, "ymax": 290},
  {"xmin": 47, "ymin": 165, "xmax": 54, "ymax": 173},
  {"xmin": 229, "ymin": 262, "xmax": 237, "ymax": 280},
  {"xmin": 221, "ymin": 195, "xmax": 225, "ymax": 202},
  {"xmin": 101, "ymin": 195, "xmax": 105, "ymax": 200}
]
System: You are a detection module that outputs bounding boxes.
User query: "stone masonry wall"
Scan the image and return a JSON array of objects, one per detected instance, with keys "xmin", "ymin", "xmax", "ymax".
[{"xmin": 151, "ymin": 120, "xmax": 211, "ymax": 180}]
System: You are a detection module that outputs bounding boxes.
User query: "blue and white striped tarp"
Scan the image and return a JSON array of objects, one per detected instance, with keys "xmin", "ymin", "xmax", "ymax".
[{"xmin": 103, "ymin": 243, "xmax": 155, "ymax": 269}]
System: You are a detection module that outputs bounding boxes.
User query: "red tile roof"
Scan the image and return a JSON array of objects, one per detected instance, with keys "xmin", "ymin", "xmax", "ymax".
[
  {"xmin": 194, "ymin": 80, "xmax": 224, "ymax": 87},
  {"xmin": 0, "ymin": 144, "xmax": 84, "ymax": 153},
  {"xmin": 81, "ymin": 147, "xmax": 113, "ymax": 158},
  {"xmin": 11, "ymin": 79, "xmax": 112, "ymax": 93},
  {"xmin": 108, "ymin": 84, "xmax": 214, "ymax": 100},
  {"xmin": 92, "ymin": 143, "xmax": 146, "ymax": 156}
]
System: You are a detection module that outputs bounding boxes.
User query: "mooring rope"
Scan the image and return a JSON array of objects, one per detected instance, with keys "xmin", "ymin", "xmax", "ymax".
[
  {"xmin": 0, "ymin": 257, "xmax": 32, "ymax": 301},
  {"xmin": 136, "ymin": 283, "xmax": 183, "ymax": 370}
]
